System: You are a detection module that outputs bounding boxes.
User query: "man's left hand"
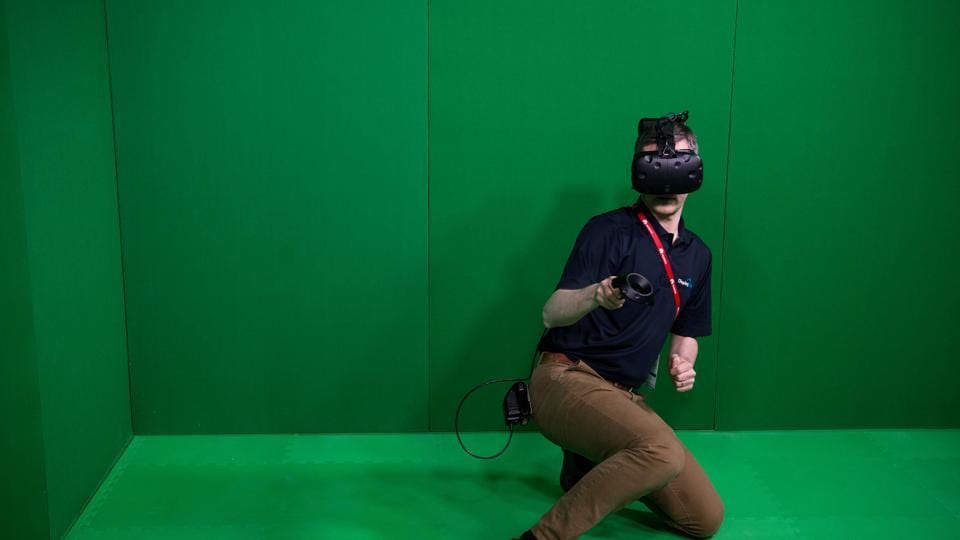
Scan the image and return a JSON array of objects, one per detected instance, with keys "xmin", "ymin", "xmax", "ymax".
[{"xmin": 669, "ymin": 354, "xmax": 696, "ymax": 393}]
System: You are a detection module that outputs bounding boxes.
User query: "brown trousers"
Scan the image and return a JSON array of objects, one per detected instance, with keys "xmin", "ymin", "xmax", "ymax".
[{"xmin": 528, "ymin": 352, "xmax": 724, "ymax": 539}]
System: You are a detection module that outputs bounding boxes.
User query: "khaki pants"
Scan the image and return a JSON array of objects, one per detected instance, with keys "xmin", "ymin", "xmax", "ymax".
[{"xmin": 528, "ymin": 352, "xmax": 724, "ymax": 539}]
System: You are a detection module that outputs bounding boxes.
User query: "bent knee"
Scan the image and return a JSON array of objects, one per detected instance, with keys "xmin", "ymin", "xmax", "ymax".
[
  {"xmin": 689, "ymin": 497, "xmax": 725, "ymax": 538},
  {"xmin": 625, "ymin": 437, "xmax": 686, "ymax": 481},
  {"xmin": 649, "ymin": 438, "xmax": 686, "ymax": 479}
]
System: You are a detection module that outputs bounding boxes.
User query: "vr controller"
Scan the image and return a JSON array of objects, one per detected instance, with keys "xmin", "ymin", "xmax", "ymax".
[{"xmin": 612, "ymin": 272, "xmax": 655, "ymax": 305}]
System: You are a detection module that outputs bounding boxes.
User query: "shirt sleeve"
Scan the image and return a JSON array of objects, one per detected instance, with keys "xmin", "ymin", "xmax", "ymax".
[
  {"xmin": 671, "ymin": 249, "xmax": 712, "ymax": 337},
  {"xmin": 555, "ymin": 217, "xmax": 619, "ymax": 290}
]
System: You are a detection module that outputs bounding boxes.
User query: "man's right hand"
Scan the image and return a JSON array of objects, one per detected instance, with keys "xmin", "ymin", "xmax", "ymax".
[{"xmin": 594, "ymin": 276, "xmax": 625, "ymax": 310}]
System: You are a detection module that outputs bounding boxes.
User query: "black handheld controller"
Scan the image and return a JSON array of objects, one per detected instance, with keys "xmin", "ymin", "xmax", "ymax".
[{"xmin": 612, "ymin": 272, "xmax": 655, "ymax": 305}]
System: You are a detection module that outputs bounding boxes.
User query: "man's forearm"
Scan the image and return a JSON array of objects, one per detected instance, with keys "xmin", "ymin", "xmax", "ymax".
[
  {"xmin": 669, "ymin": 333, "xmax": 699, "ymax": 364},
  {"xmin": 542, "ymin": 285, "xmax": 598, "ymax": 328}
]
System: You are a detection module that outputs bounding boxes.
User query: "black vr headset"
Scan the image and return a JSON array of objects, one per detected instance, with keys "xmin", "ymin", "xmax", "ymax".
[{"xmin": 631, "ymin": 110, "xmax": 703, "ymax": 195}]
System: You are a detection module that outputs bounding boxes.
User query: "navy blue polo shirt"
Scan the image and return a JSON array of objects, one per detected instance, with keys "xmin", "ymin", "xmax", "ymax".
[{"xmin": 540, "ymin": 202, "xmax": 713, "ymax": 388}]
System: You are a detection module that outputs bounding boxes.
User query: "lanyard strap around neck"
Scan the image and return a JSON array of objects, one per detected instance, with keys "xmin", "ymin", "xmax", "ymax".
[{"xmin": 635, "ymin": 209, "xmax": 681, "ymax": 318}]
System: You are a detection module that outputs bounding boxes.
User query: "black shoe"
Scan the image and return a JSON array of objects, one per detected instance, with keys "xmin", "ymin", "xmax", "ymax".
[{"xmin": 559, "ymin": 449, "xmax": 597, "ymax": 492}]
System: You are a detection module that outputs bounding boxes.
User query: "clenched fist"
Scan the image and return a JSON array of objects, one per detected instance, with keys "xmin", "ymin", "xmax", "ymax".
[
  {"xmin": 594, "ymin": 276, "xmax": 625, "ymax": 311},
  {"xmin": 669, "ymin": 354, "xmax": 696, "ymax": 392}
]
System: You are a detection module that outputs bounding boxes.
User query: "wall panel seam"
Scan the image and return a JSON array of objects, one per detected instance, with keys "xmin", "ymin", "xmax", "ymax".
[
  {"xmin": 101, "ymin": 0, "xmax": 135, "ymax": 434},
  {"xmin": 714, "ymin": 0, "xmax": 740, "ymax": 431}
]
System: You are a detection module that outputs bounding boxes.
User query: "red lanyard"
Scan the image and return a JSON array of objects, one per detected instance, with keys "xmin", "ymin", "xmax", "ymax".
[{"xmin": 635, "ymin": 209, "xmax": 681, "ymax": 318}]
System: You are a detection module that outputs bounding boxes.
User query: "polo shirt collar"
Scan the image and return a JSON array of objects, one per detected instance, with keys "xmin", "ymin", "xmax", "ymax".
[{"xmin": 630, "ymin": 199, "xmax": 692, "ymax": 247}]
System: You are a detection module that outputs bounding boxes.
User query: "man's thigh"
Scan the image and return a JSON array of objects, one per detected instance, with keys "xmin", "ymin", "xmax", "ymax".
[{"xmin": 531, "ymin": 359, "xmax": 680, "ymax": 464}]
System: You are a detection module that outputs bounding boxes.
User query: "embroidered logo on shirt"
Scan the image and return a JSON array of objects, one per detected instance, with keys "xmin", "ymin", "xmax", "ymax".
[{"xmin": 677, "ymin": 277, "xmax": 694, "ymax": 289}]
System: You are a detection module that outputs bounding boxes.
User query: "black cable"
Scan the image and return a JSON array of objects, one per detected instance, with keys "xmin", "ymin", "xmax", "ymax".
[
  {"xmin": 454, "ymin": 377, "xmax": 523, "ymax": 460},
  {"xmin": 454, "ymin": 328, "xmax": 549, "ymax": 459},
  {"xmin": 529, "ymin": 327, "xmax": 549, "ymax": 377}
]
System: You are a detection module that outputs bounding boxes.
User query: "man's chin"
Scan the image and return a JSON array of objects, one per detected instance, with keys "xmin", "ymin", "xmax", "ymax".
[
  {"xmin": 649, "ymin": 203, "xmax": 680, "ymax": 216},
  {"xmin": 640, "ymin": 194, "xmax": 683, "ymax": 216}
]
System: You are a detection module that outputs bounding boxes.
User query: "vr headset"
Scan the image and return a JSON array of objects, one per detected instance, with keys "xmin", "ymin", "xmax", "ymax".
[{"xmin": 631, "ymin": 110, "xmax": 703, "ymax": 195}]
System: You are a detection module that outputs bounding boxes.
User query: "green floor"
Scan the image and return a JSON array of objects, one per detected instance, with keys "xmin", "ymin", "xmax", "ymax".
[{"xmin": 66, "ymin": 430, "xmax": 960, "ymax": 539}]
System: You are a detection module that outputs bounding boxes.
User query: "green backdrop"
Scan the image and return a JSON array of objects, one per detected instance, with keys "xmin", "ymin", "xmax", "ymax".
[
  {"xmin": 4, "ymin": 1, "xmax": 958, "ymax": 488},
  {"xmin": 716, "ymin": 0, "xmax": 960, "ymax": 428},
  {"xmin": 5, "ymin": 2, "xmax": 960, "ymax": 538},
  {"xmin": 102, "ymin": 0, "xmax": 960, "ymax": 434},
  {"xmin": 0, "ymin": 4, "xmax": 49, "ymax": 537},
  {"xmin": 104, "ymin": 0, "xmax": 428, "ymax": 433},
  {"xmin": 2, "ymin": 0, "xmax": 132, "ymax": 537}
]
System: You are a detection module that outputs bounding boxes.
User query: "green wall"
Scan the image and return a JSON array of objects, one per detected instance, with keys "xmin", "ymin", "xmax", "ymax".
[
  {"xmin": 105, "ymin": 0, "xmax": 428, "ymax": 433},
  {"xmin": 0, "ymin": 3, "xmax": 50, "ymax": 537},
  {"xmin": 3, "ymin": 0, "xmax": 132, "ymax": 537},
  {"xmin": 102, "ymin": 0, "xmax": 960, "ymax": 434},
  {"xmin": 428, "ymin": 0, "xmax": 736, "ymax": 431},
  {"xmin": 716, "ymin": 0, "xmax": 960, "ymax": 428}
]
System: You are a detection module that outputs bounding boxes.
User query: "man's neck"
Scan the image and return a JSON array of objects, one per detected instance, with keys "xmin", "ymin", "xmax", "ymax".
[
  {"xmin": 634, "ymin": 198, "xmax": 683, "ymax": 242},
  {"xmin": 652, "ymin": 209, "xmax": 682, "ymax": 242}
]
